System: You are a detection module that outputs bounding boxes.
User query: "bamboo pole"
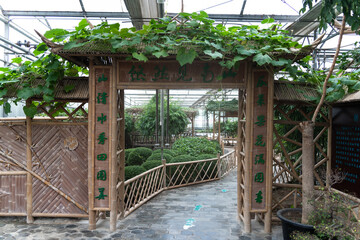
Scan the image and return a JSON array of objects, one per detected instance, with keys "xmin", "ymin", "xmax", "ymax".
[
  {"xmin": 162, "ymin": 159, "xmax": 167, "ymax": 189},
  {"xmin": 237, "ymin": 89, "xmax": 244, "ymax": 219},
  {"xmin": 88, "ymin": 58, "xmax": 96, "ymax": 230},
  {"xmin": 217, "ymin": 153, "xmax": 221, "ymax": 178},
  {"xmin": 213, "ymin": 112, "xmax": 215, "ymax": 140},
  {"xmin": 118, "ymin": 89, "xmax": 125, "ymax": 219},
  {"xmin": 264, "ymin": 71, "xmax": 274, "ymax": 233},
  {"xmin": 243, "ymin": 63, "xmax": 253, "ymax": 233},
  {"xmin": 218, "ymin": 111, "xmax": 221, "ymax": 143},
  {"xmin": 26, "ymin": 100, "xmax": 34, "ymax": 223},
  {"xmin": 110, "ymin": 66, "xmax": 117, "ymax": 232}
]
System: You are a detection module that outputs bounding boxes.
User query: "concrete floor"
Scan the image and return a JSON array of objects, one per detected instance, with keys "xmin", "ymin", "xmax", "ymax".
[{"xmin": 0, "ymin": 170, "xmax": 283, "ymax": 239}]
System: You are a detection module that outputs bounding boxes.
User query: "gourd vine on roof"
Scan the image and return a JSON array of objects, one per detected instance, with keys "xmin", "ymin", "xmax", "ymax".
[{"xmin": 0, "ymin": 11, "xmax": 349, "ymax": 117}]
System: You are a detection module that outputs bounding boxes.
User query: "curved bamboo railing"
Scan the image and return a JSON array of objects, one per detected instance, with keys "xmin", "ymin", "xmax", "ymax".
[{"xmin": 120, "ymin": 150, "xmax": 237, "ymax": 217}]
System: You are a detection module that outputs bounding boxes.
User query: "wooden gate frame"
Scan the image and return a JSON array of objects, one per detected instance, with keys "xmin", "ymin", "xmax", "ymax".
[{"xmin": 87, "ymin": 58, "xmax": 274, "ymax": 233}]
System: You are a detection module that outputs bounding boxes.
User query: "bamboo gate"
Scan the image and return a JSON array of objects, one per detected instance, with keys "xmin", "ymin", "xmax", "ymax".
[{"xmin": 0, "ymin": 43, "xmax": 359, "ymax": 234}]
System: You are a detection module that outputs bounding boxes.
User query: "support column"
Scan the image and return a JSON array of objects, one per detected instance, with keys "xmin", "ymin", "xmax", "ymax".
[
  {"xmin": 264, "ymin": 72, "xmax": 274, "ymax": 233},
  {"xmin": 243, "ymin": 65, "xmax": 254, "ymax": 233},
  {"xmin": 110, "ymin": 64, "xmax": 118, "ymax": 232},
  {"xmin": 88, "ymin": 58, "xmax": 96, "ymax": 230},
  {"xmin": 326, "ymin": 107, "xmax": 332, "ymax": 188},
  {"xmin": 26, "ymin": 99, "xmax": 34, "ymax": 224},
  {"xmin": 118, "ymin": 90, "xmax": 125, "ymax": 220}
]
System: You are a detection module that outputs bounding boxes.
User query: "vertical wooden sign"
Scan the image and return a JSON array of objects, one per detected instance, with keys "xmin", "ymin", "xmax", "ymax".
[
  {"xmin": 93, "ymin": 67, "xmax": 111, "ymax": 210},
  {"xmin": 250, "ymin": 70, "xmax": 272, "ymax": 211}
]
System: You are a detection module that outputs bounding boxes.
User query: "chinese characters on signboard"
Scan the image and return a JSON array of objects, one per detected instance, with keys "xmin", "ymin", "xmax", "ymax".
[
  {"xmin": 94, "ymin": 68, "xmax": 111, "ymax": 209},
  {"xmin": 251, "ymin": 72, "xmax": 268, "ymax": 210},
  {"xmin": 118, "ymin": 61, "xmax": 245, "ymax": 89}
]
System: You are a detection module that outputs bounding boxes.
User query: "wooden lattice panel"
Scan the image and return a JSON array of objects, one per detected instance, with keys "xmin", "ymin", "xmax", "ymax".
[
  {"xmin": 0, "ymin": 175, "xmax": 26, "ymax": 213},
  {"xmin": 0, "ymin": 125, "xmax": 26, "ymax": 172},
  {"xmin": 32, "ymin": 125, "xmax": 88, "ymax": 215},
  {"xmin": 272, "ymin": 103, "xmax": 330, "ymax": 213},
  {"xmin": 237, "ymin": 90, "xmax": 246, "ymax": 220}
]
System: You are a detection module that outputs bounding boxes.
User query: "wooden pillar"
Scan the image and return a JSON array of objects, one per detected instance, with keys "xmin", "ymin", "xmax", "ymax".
[
  {"xmin": 88, "ymin": 58, "xmax": 96, "ymax": 230},
  {"xmin": 218, "ymin": 111, "xmax": 221, "ymax": 143},
  {"xmin": 264, "ymin": 71, "xmax": 274, "ymax": 233},
  {"xmin": 237, "ymin": 89, "xmax": 243, "ymax": 218},
  {"xmin": 110, "ymin": 65, "xmax": 118, "ymax": 232},
  {"xmin": 26, "ymin": 99, "xmax": 34, "ymax": 224},
  {"xmin": 118, "ymin": 90, "xmax": 125, "ymax": 219},
  {"xmin": 243, "ymin": 65, "xmax": 253, "ymax": 233},
  {"xmin": 213, "ymin": 112, "xmax": 215, "ymax": 140}
]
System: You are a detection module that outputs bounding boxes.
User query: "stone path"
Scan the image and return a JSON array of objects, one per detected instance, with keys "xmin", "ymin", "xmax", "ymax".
[{"xmin": 0, "ymin": 170, "xmax": 283, "ymax": 239}]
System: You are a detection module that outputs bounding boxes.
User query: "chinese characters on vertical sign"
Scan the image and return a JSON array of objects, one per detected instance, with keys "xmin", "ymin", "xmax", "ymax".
[
  {"xmin": 252, "ymin": 73, "xmax": 268, "ymax": 210},
  {"xmin": 94, "ymin": 69, "xmax": 111, "ymax": 209}
]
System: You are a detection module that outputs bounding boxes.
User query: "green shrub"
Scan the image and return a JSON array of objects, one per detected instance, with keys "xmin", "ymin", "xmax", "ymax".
[
  {"xmin": 170, "ymin": 154, "xmax": 197, "ymax": 163},
  {"xmin": 127, "ymin": 147, "xmax": 153, "ymax": 166},
  {"xmin": 125, "ymin": 166, "xmax": 146, "ymax": 180},
  {"xmin": 171, "ymin": 137, "xmax": 222, "ymax": 157},
  {"xmin": 152, "ymin": 149, "xmax": 176, "ymax": 157},
  {"xmin": 147, "ymin": 153, "xmax": 173, "ymax": 162},
  {"xmin": 141, "ymin": 160, "xmax": 162, "ymax": 170},
  {"xmin": 125, "ymin": 148, "xmax": 136, "ymax": 164}
]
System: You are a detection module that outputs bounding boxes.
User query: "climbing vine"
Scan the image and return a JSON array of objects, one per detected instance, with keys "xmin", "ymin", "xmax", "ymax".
[{"xmin": 0, "ymin": 11, "xmax": 359, "ymax": 116}]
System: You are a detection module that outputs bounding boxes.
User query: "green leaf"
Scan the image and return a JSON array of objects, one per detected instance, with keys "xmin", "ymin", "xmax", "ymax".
[
  {"xmin": 167, "ymin": 22, "xmax": 177, "ymax": 31},
  {"xmin": 46, "ymin": 71, "xmax": 60, "ymax": 83},
  {"xmin": 44, "ymin": 28, "xmax": 69, "ymax": 39},
  {"xmin": 236, "ymin": 47, "xmax": 257, "ymax": 56},
  {"xmin": 153, "ymin": 50, "xmax": 169, "ymax": 58},
  {"xmin": 132, "ymin": 52, "xmax": 148, "ymax": 62},
  {"xmin": 204, "ymin": 50, "xmax": 223, "ymax": 59},
  {"xmin": 11, "ymin": 57, "xmax": 23, "ymax": 64},
  {"xmin": 253, "ymin": 53, "xmax": 272, "ymax": 66},
  {"xmin": 33, "ymin": 43, "xmax": 48, "ymax": 56},
  {"xmin": 0, "ymin": 89, "xmax": 7, "ymax": 98},
  {"xmin": 17, "ymin": 88, "xmax": 35, "ymax": 99},
  {"xmin": 271, "ymin": 58, "xmax": 290, "ymax": 66},
  {"xmin": 261, "ymin": 18, "xmax": 275, "ymax": 24},
  {"xmin": 23, "ymin": 104, "xmax": 38, "ymax": 118},
  {"xmin": 233, "ymin": 55, "xmax": 247, "ymax": 63},
  {"xmin": 352, "ymin": 81, "xmax": 360, "ymax": 90},
  {"xmin": 75, "ymin": 19, "xmax": 89, "ymax": 31},
  {"xmin": 43, "ymin": 95, "xmax": 54, "ymax": 102},
  {"xmin": 64, "ymin": 84, "xmax": 75, "ymax": 93},
  {"xmin": 63, "ymin": 41, "xmax": 87, "ymax": 50},
  {"xmin": 176, "ymin": 48, "xmax": 197, "ymax": 66},
  {"xmin": 3, "ymin": 102, "xmax": 10, "ymax": 114}
]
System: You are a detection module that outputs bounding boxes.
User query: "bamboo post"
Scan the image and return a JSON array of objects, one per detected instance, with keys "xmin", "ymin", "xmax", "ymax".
[
  {"xmin": 237, "ymin": 89, "xmax": 244, "ymax": 218},
  {"xmin": 218, "ymin": 111, "xmax": 221, "ymax": 143},
  {"xmin": 26, "ymin": 99, "xmax": 34, "ymax": 224},
  {"xmin": 244, "ymin": 63, "xmax": 253, "ymax": 233},
  {"xmin": 264, "ymin": 71, "xmax": 274, "ymax": 233},
  {"xmin": 110, "ymin": 66, "xmax": 117, "ymax": 232},
  {"xmin": 88, "ymin": 58, "xmax": 96, "ymax": 230},
  {"xmin": 217, "ymin": 153, "xmax": 221, "ymax": 178},
  {"xmin": 118, "ymin": 89, "xmax": 125, "ymax": 219},
  {"xmin": 162, "ymin": 159, "xmax": 167, "ymax": 188},
  {"xmin": 213, "ymin": 112, "xmax": 215, "ymax": 140}
]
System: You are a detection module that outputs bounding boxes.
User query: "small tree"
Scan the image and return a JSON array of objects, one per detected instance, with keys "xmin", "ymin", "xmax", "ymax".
[
  {"xmin": 300, "ymin": 0, "xmax": 360, "ymax": 224},
  {"xmin": 135, "ymin": 96, "xmax": 189, "ymax": 137}
]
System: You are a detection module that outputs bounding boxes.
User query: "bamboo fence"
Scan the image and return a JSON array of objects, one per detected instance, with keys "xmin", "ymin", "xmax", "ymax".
[{"xmin": 118, "ymin": 150, "xmax": 237, "ymax": 218}]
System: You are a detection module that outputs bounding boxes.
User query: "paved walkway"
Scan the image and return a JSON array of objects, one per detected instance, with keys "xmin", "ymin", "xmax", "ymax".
[{"xmin": 0, "ymin": 170, "xmax": 283, "ymax": 239}]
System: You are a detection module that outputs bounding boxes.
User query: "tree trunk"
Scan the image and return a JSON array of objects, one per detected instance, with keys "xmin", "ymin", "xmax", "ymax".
[{"xmin": 300, "ymin": 121, "xmax": 315, "ymax": 224}]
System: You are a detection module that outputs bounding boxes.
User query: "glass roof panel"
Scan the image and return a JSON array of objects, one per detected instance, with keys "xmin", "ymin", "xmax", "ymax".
[{"xmin": 1, "ymin": 0, "xmax": 82, "ymax": 11}]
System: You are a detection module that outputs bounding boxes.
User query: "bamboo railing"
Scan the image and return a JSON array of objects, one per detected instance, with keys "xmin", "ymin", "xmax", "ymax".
[{"xmin": 120, "ymin": 150, "xmax": 236, "ymax": 217}]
